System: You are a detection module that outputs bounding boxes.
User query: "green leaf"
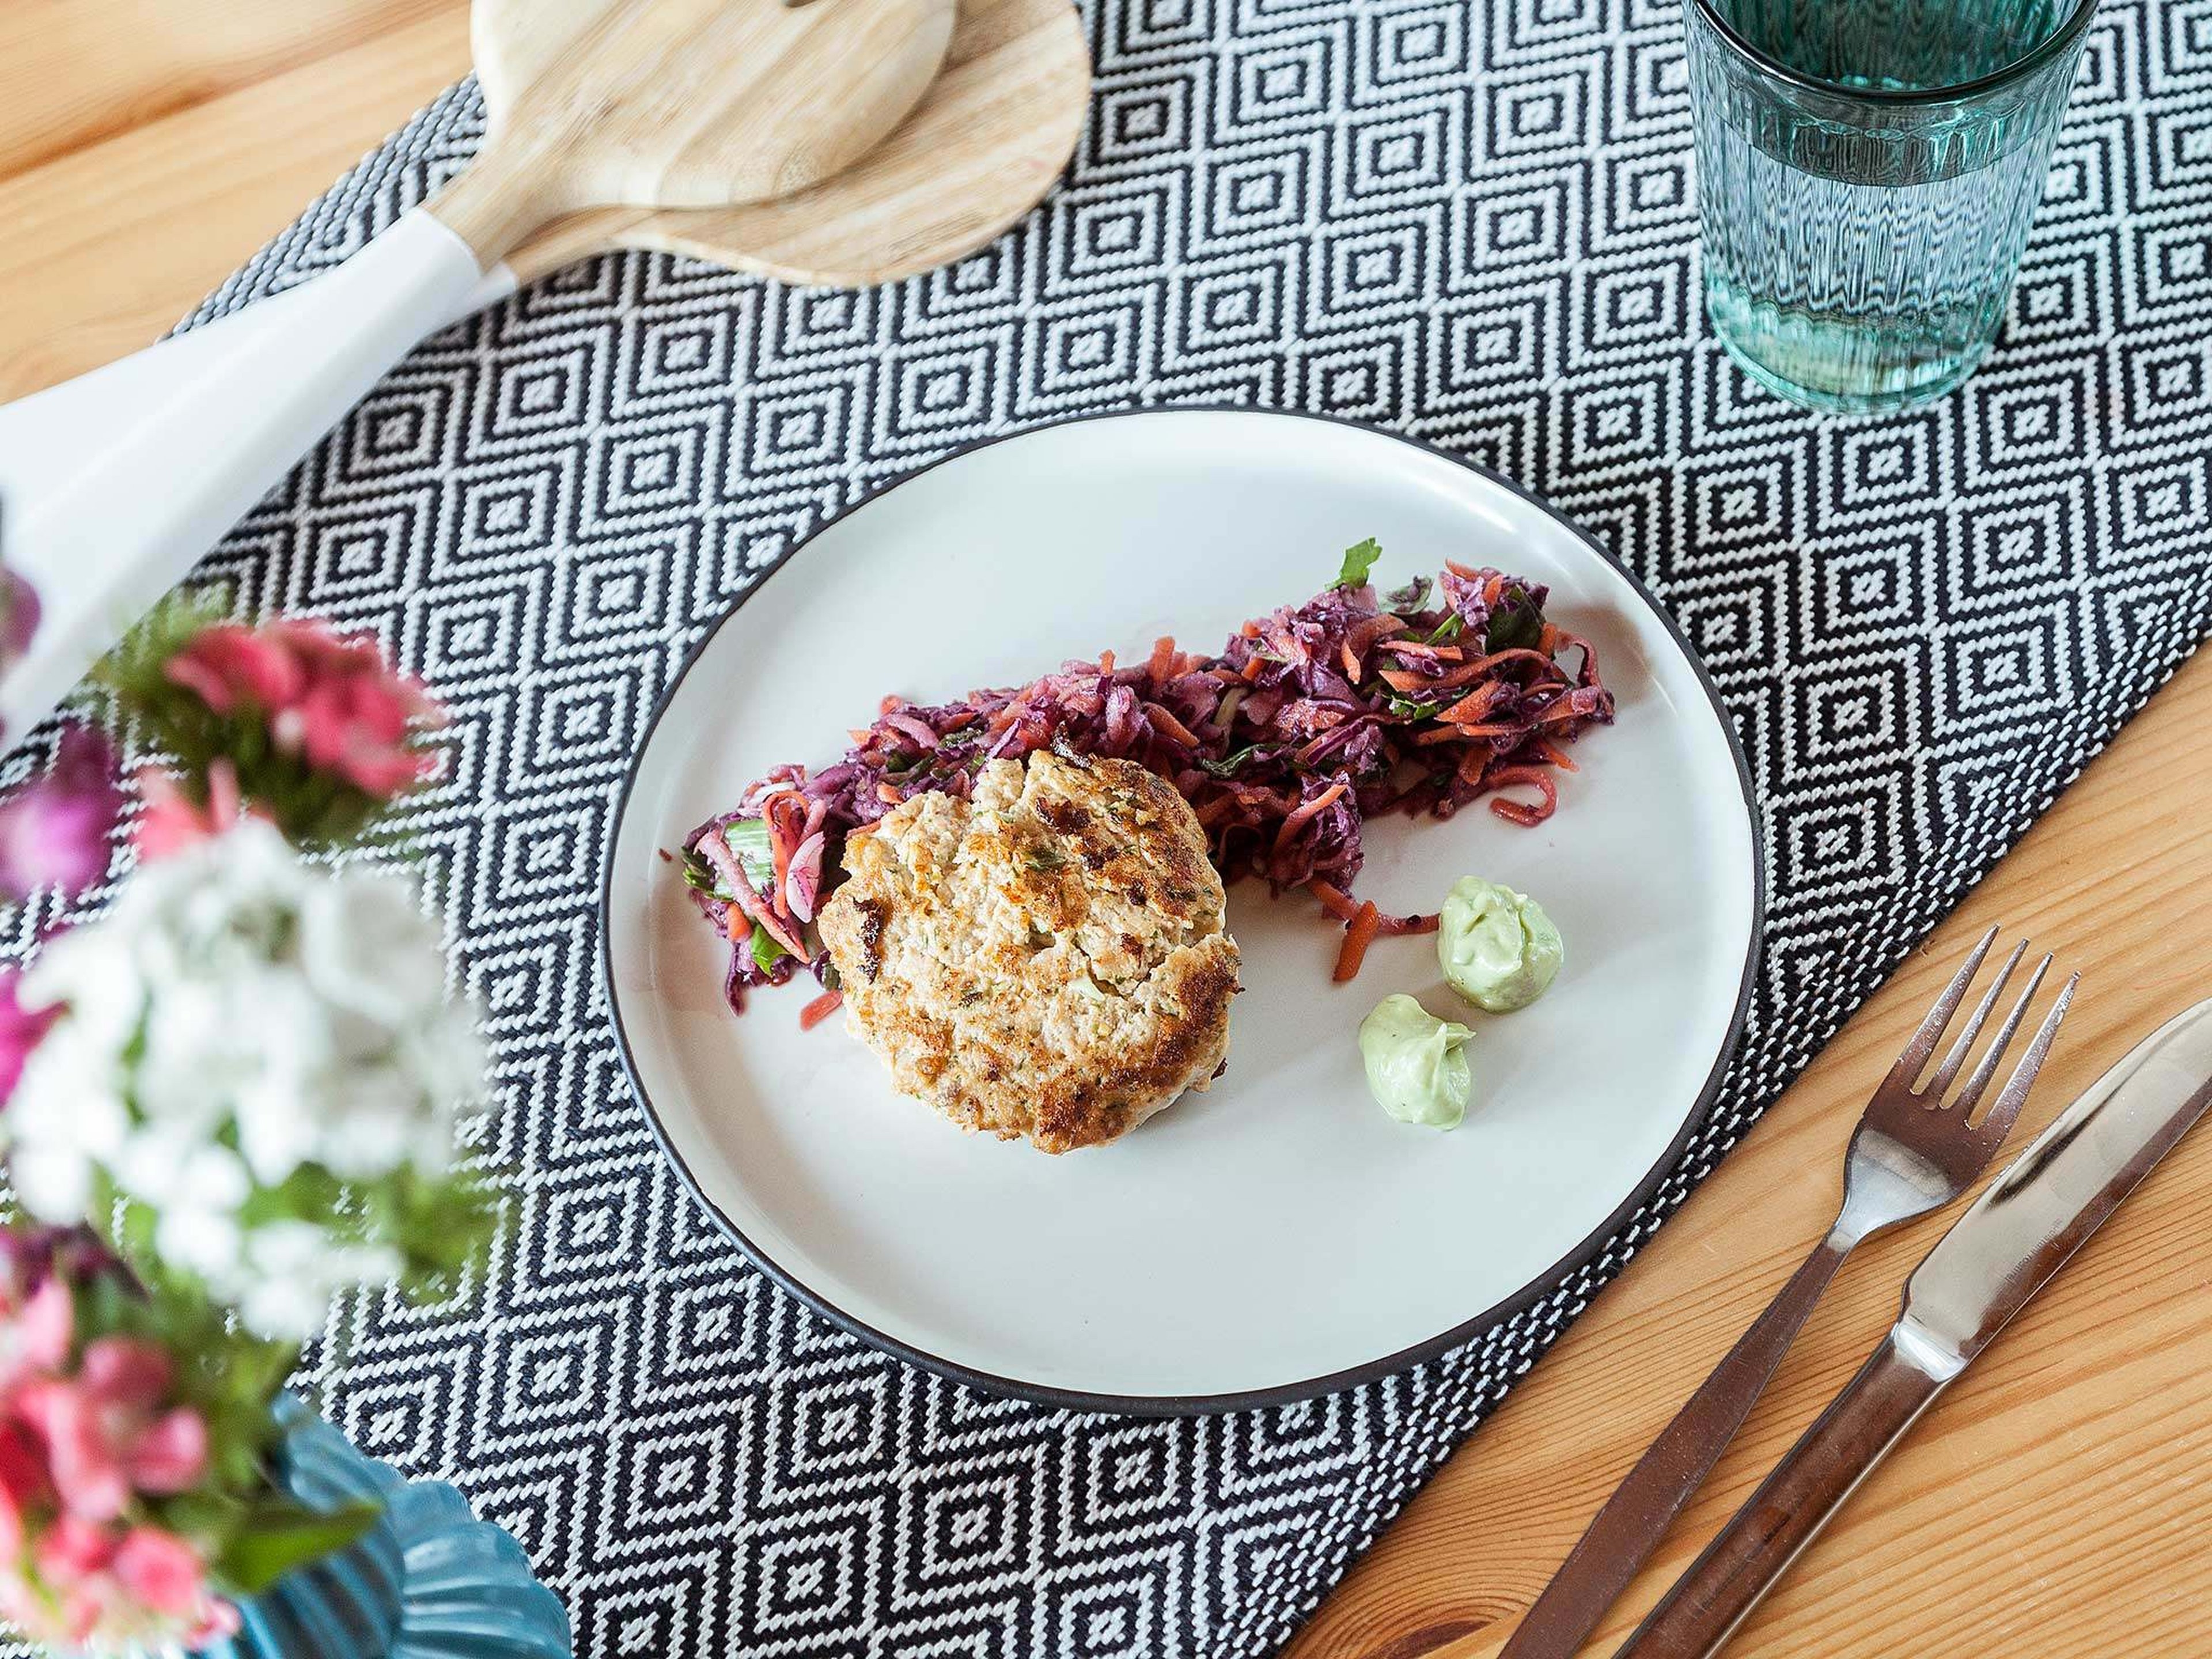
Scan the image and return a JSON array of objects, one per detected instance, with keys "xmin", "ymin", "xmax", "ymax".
[
  {"xmin": 723, "ymin": 817, "xmax": 777, "ymax": 886},
  {"xmin": 1196, "ymin": 745, "xmax": 1263, "ymax": 779},
  {"xmin": 1334, "ymin": 538, "xmax": 1383, "ymax": 590},
  {"xmin": 214, "ymin": 1501, "xmax": 382, "ymax": 1596},
  {"xmin": 749, "ymin": 924, "xmax": 790, "ymax": 976},
  {"xmin": 1384, "ymin": 574, "xmax": 1433, "ymax": 612},
  {"xmin": 1485, "ymin": 584, "xmax": 1545, "ymax": 652},
  {"xmin": 679, "ymin": 848, "xmax": 722, "ymax": 896},
  {"xmin": 1422, "ymin": 613, "xmax": 1465, "ymax": 646}
]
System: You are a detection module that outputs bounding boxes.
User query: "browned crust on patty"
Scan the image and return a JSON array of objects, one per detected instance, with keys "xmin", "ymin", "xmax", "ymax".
[{"xmin": 816, "ymin": 751, "xmax": 1240, "ymax": 1153}]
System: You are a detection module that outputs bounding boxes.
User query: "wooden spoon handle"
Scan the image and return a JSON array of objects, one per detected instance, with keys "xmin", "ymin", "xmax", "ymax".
[
  {"xmin": 1616, "ymin": 1331, "xmax": 1950, "ymax": 1659},
  {"xmin": 0, "ymin": 210, "xmax": 490, "ymax": 733},
  {"xmin": 1499, "ymin": 1227, "xmax": 1854, "ymax": 1659}
]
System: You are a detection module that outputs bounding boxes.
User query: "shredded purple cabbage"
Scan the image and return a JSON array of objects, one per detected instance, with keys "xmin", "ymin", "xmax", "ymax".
[{"xmin": 676, "ymin": 556, "xmax": 1612, "ymax": 1013}]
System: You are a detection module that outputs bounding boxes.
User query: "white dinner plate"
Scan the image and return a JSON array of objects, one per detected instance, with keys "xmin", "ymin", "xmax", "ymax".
[{"xmin": 602, "ymin": 409, "xmax": 1760, "ymax": 1412}]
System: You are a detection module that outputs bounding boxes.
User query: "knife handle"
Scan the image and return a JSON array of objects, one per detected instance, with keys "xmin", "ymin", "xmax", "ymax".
[
  {"xmin": 1618, "ymin": 1330, "xmax": 1951, "ymax": 1659},
  {"xmin": 1501, "ymin": 1227, "xmax": 1853, "ymax": 1659}
]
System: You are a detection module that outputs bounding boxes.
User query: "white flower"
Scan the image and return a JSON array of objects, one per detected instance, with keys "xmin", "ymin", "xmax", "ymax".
[
  {"xmin": 1, "ymin": 819, "xmax": 490, "ymax": 1339},
  {"xmin": 235, "ymin": 1221, "xmax": 402, "ymax": 1342},
  {"xmin": 5, "ymin": 1023, "xmax": 130, "ymax": 1221},
  {"xmin": 298, "ymin": 865, "xmax": 445, "ymax": 1026},
  {"xmin": 143, "ymin": 1144, "xmax": 251, "ymax": 1282}
]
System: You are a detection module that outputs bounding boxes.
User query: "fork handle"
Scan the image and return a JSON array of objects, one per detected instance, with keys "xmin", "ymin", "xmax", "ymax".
[
  {"xmin": 1616, "ymin": 1331, "xmax": 1951, "ymax": 1659},
  {"xmin": 1499, "ymin": 1226, "xmax": 1854, "ymax": 1659}
]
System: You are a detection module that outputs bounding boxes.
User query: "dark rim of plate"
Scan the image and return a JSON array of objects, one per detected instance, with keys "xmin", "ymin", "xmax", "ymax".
[
  {"xmin": 1689, "ymin": 0, "xmax": 2100, "ymax": 107},
  {"xmin": 598, "ymin": 406, "xmax": 1767, "ymax": 1417}
]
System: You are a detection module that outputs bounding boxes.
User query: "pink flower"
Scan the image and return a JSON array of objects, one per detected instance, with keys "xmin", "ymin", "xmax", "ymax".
[
  {"xmin": 163, "ymin": 623, "xmax": 305, "ymax": 716},
  {"xmin": 111, "ymin": 1525, "xmax": 207, "ymax": 1614},
  {"xmin": 16, "ymin": 1338, "xmax": 208, "ymax": 1522},
  {"xmin": 166, "ymin": 616, "xmax": 444, "ymax": 800},
  {"xmin": 133, "ymin": 756, "xmax": 252, "ymax": 861},
  {"xmin": 0, "ymin": 1419, "xmax": 52, "ymax": 1560},
  {"xmin": 0, "ymin": 1276, "xmax": 73, "ymax": 1393},
  {"xmin": 0, "ymin": 968, "xmax": 59, "ymax": 1105},
  {"xmin": 0, "ymin": 724, "xmax": 123, "ymax": 900}
]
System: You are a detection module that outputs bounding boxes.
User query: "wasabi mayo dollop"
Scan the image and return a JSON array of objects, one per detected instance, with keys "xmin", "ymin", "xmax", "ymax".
[
  {"xmin": 1438, "ymin": 877, "xmax": 1562, "ymax": 1013},
  {"xmin": 1358, "ymin": 994, "xmax": 1475, "ymax": 1129}
]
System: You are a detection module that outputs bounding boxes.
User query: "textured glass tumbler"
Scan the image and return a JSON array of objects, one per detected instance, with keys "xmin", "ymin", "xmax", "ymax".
[{"xmin": 1686, "ymin": 0, "xmax": 2098, "ymax": 412}]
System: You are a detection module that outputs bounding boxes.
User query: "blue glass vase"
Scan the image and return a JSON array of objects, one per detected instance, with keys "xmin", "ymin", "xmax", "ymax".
[{"xmin": 191, "ymin": 1398, "xmax": 570, "ymax": 1659}]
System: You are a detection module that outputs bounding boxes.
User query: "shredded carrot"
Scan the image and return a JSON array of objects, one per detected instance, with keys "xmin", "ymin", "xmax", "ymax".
[
  {"xmin": 725, "ymin": 906, "xmax": 750, "ymax": 944},
  {"xmin": 799, "ymin": 988, "xmax": 844, "ymax": 1031},
  {"xmin": 1308, "ymin": 879, "xmax": 1358, "ymax": 922},
  {"xmin": 766, "ymin": 799, "xmax": 797, "ymax": 914},
  {"xmin": 1444, "ymin": 559, "xmax": 1482, "ymax": 581},
  {"xmin": 1438, "ymin": 683, "xmax": 1508, "ymax": 724},
  {"xmin": 1239, "ymin": 619, "xmax": 1261, "ymax": 638},
  {"xmin": 1378, "ymin": 668, "xmax": 1436, "ymax": 694},
  {"xmin": 1346, "ymin": 615, "xmax": 1408, "ymax": 649},
  {"xmin": 1147, "ymin": 635, "xmax": 1177, "ymax": 684},
  {"xmin": 1274, "ymin": 782, "xmax": 1348, "ymax": 854},
  {"xmin": 876, "ymin": 782, "xmax": 903, "ymax": 804},
  {"xmin": 1240, "ymin": 657, "xmax": 1266, "ymax": 683},
  {"xmin": 1098, "ymin": 649, "xmax": 1115, "ymax": 675},
  {"xmin": 1463, "ymin": 647, "xmax": 1556, "ymax": 677},
  {"xmin": 1484, "ymin": 766, "xmax": 1558, "ymax": 827},
  {"xmin": 1339, "ymin": 641, "xmax": 1363, "ymax": 680},
  {"xmin": 1378, "ymin": 911, "xmax": 1440, "ymax": 937},
  {"xmin": 1334, "ymin": 902, "xmax": 1381, "ymax": 983},
  {"xmin": 879, "ymin": 694, "xmax": 900, "ymax": 715},
  {"xmin": 1142, "ymin": 702, "xmax": 1205, "ymax": 749},
  {"xmin": 1533, "ymin": 734, "xmax": 1579, "ymax": 772}
]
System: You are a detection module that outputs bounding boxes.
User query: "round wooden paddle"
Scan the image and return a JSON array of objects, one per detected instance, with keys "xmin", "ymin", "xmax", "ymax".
[
  {"xmin": 510, "ymin": 0, "xmax": 1090, "ymax": 288},
  {"xmin": 0, "ymin": 0, "xmax": 963, "ymax": 732}
]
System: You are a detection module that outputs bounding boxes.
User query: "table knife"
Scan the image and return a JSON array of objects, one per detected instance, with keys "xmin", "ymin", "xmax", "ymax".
[{"xmin": 1616, "ymin": 994, "xmax": 2212, "ymax": 1659}]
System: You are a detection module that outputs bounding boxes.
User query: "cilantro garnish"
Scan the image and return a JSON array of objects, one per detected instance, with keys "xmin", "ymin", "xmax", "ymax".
[{"xmin": 1335, "ymin": 537, "xmax": 1384, "ymax": 589}]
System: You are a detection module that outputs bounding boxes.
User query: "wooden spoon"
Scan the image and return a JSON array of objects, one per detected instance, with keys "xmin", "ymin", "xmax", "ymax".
[
  {"xmin": 0, "ymin": 0, "xmax": 954, "ymax": 732},
  {"xmin": 514, "ymin": 0, "xmax": 1089, "ymax": 288}
]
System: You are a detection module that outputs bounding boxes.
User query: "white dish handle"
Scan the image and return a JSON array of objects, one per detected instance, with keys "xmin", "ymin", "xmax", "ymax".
[{"xmin": 0, "ymin": 207, "xmax": 516, "ymax": 736}]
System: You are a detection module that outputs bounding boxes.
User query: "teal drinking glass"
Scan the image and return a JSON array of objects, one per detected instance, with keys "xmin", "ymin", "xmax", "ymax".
[{"xmin": 1685, "ymin": 0, "xmax": 2100, "ymax": 412}]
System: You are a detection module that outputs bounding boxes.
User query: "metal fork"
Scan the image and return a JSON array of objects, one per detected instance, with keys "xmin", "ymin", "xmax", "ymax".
[{"xmin": 1500, "ymin": 925, "xmax": 2074, "ymax": 1659}]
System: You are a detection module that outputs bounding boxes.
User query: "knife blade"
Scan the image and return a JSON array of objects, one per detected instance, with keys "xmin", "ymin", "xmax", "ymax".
[
  {"xmin": 1895, "ymin": 994, "xmax": 2212, "ymax": 1380},
  {"xmin": 1618, "ymin": 995, "xmax": 2212, "ymax": 1659}
]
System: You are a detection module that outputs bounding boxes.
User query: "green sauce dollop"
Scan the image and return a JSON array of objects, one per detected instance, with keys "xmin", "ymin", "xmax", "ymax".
[
  {"xmin": 1438, "ymin": 877, "xmax": 1562, "ymax": 1013},
  {"xmin": 1358, "ymin": 994, "xmax": 1476, "ymax": 1129}
]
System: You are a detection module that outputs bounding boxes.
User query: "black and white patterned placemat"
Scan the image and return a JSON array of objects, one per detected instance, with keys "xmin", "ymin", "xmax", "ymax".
[{"xmin": 33, "ymin": 0, "xmax": 2212, "ymax": 1652}]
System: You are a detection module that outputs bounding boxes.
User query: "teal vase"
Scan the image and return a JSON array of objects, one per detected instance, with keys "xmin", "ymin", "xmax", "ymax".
[{"xmin": 192, "ymin": 1398, "xmax": 570, "ymax": 1659}]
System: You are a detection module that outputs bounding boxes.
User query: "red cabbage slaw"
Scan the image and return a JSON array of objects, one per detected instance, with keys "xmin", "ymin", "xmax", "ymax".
[{"xmin": 676, "ymin": 547, "xmax": 1613, "ymax": 1015}]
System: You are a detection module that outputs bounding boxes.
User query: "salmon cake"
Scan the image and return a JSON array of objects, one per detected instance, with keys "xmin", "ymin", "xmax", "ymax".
[{"xmin": 815, "ymin": 749, "xmax": 1240, "ymax": 1152}]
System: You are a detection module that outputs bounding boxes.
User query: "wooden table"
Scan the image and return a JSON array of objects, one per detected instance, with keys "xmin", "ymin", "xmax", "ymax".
[{"xmin": 9, "ymin": 7, "xmax": 2210, "ymax": 1655}]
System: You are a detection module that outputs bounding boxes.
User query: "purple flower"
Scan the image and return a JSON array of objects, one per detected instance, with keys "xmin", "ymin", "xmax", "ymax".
[
  {"xmin": 0, "ymin": 570, "xmax": 38, "ymax": 682},
  {"xmin": 0, "ymin": 972, "xmax": 57, "ymax": 1106},
  {"xmin": 0, "ymin": 725, "xmax": 123, "ymax": 902}
]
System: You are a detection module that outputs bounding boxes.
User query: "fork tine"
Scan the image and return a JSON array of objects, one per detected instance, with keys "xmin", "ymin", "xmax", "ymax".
[
  {"xmin": 1950, "ymin": 952, "xmax": 2055, "ymax": 1120},
  {"xmin": 1923, "ymin": 938, "xmax": 2028, "ymax": 1102},
  {"xmin": 1972, "ymin": 971, "xmax": 2078, "ymax": 1145},
  {"xmin": 1889, "ymin": 924, "xmax": 2000, "ymax": 1089}
]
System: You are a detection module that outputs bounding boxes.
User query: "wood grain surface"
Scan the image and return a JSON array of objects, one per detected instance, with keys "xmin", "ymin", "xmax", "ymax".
[
  {"xmin": 6, "ymin": 7, "xmax": 2210, "ymax": 1657},
  {"xmin": 437, "ymin": 0, "xmax": 953, "ymax": 258}
]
